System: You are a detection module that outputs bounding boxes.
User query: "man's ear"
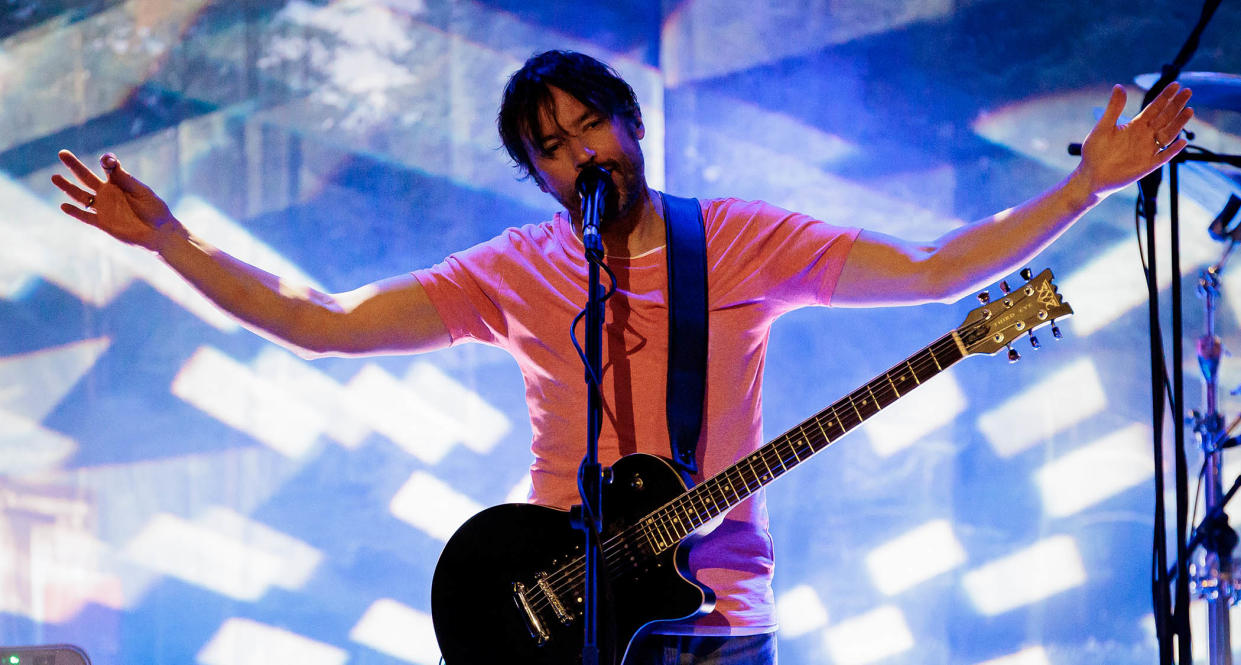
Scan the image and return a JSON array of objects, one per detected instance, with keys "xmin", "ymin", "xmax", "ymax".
[{"xmin": 633, "ymin": 114, "xmax": 645, "ymax": 140}]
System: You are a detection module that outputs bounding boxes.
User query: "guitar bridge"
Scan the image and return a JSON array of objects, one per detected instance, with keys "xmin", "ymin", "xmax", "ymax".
[
  {"xmin": 537, "ymin": 574, "xmax": 573, "ymax": 625},
  {"xmin": 512, "ymin": 582, "xmax": 550, "ymax": 645}
]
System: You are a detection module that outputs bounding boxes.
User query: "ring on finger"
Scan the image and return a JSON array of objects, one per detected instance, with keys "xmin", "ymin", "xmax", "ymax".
[
  {"xmin": 85, "ymin": 195, "xmax": 95, "ymax": 208},
  {"xmin": 1154, "ymin": 136, "xmax": 1167, "ymax": 151}
]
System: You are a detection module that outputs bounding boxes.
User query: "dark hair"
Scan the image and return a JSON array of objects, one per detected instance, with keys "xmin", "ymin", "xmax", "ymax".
[{"xmin": 498, "ymin": 50, "xmax": 641, "ymax": 179}]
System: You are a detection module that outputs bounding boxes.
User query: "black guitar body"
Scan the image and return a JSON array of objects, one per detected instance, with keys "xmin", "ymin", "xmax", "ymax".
[{"xmin": 431, "ymin": 453, "xmax": 715, "ymax": 665}]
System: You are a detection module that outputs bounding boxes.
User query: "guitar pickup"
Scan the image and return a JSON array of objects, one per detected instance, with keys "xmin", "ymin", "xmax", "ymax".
[
  {"xmin": 512, "ymin": 581, "xmax": 550, "ymax": 645},
  {"xmin": 537, "ymin": 574, "xmax": 573, "ymax": 625}
]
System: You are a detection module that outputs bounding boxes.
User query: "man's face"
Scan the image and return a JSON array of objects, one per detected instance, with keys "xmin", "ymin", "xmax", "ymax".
[{"xmin": 524, "ymin": 85, "xmax": 646, "ymax": 225}]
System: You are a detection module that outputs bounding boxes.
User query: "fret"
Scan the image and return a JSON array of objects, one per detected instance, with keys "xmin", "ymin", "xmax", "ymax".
[
  {"xmin": 766, "ymin": 445, "xmax": 789, "ymax": 474},
  {"xmin": 697, "ymin": 490, "xmax": 714, "ymax": 519},
  {"xmin": 884, "ymin": 371, "xmax": 902, "ymax": 399},
  {"xmin": 640, "ymin": 519, "xmax": 661, "ymax": 552},
  {"xmin": 909, "ymin": 352, "xmax": 939, "ymax": 384},
  {"xmin": 783, "ymin": 438, "xmax": 805, "ymax": 466},
  {"xmin": 756, "ymin": 452, "xmax": 774, "ymax": 482},
  {"xmin": 812, "ymin": 418, "xmax": 830, "ymax": 446},
  {"xmin": 651, "ymin": 518, "xmax": 671, "ymax": 550},
  {"xmin": 746, "ymin": 459, "xmax": 764, "ymax": 491},
  {"xmin": 870, "ymin": 376, "xmax": 898, "ymax": 409},
  {"xmin": 863, "ymin": 381, "xmax": 883, "ymax": 409},
  {"xmin": 904, "ymin": 359, "xmax": 921, "ymax": 384},
  {"xmin": 701, "ymin": 483, "xmax": 722, "ymax": 515},
  {"xmin": 847, "ymin": 392, "xmax": 864, "ymax": 421},
  {"xmin": 685, "ymin": 496, "xmax": 704, "ymax": 528},
  {"xmin": 682, "ymin": 503, "xmax": 699, "ymax": 530},
  {"xmin": 670, "ymin": 509, "xmax": 686, "ymax": 538},
  {"xmin": 786, "ymin": 438, "xmax": 805, "ymax": 464},
  {"xmin": 634, "ymin": 328, "xmax": 981, "ymax": 562},
  {"xmin": 817, "ymin": 413, "xmax": 845, "ymax": 442}
]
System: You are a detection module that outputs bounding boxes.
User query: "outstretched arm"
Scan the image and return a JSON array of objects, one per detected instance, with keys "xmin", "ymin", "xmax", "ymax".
[
  {"xmin": 832, "ymin": 82, "xmax": 1194, "ymax": 307},
  {"xmin": 52, "ymin": 150, "xmax": 451, "ymax": 357}
]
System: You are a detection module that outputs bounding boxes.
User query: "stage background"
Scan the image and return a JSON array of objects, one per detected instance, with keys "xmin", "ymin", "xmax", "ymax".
[{"xmin": 4, "ymin": 1, "xmax": 1241, "ymax": 664}]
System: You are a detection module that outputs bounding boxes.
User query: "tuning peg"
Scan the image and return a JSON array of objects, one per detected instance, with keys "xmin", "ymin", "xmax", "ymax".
[
  {"xmin": 977, "ymin": 292, "xmax": 991, "ymax": 305},
  {"xmin": 1020, "ymin": 268, "xmax": 1033, "ymax": 281},
  {"xmin": 1029, "ymin": 332, "xmax": 1040, "ymax": 350},
  {"xmin": 1051, "ymin": 322, "xmax": 1062, "ymax": 339},
  {"xmin": 1007, "ymin": 345, "xmax": 1020, "ymax": 363},
  {"xmin": 1000, "ymin": 280, "xmax": 1011, "ymax": 294}
]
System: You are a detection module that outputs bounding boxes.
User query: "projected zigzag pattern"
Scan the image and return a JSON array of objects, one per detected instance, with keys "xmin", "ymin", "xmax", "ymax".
[{"xmin": 4, "ymin": 1, "xmax": 1241, "ymax": 664}]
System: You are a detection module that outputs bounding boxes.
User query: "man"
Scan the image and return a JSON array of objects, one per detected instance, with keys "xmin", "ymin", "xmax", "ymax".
[{"xmin": 53, "ymin": 50, "xmax": 1191, "ymax": 664}]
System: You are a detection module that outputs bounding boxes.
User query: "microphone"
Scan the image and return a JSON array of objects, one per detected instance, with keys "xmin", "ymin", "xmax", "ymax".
[{"xmin": 576, "ymin": 165, "xmax": 611, "ymax": 257}]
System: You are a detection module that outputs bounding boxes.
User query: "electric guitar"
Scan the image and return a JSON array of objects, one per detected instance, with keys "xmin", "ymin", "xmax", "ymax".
[{"xmin": 431, "ymin": 268, "xmax": 1073, "ymax": 665}]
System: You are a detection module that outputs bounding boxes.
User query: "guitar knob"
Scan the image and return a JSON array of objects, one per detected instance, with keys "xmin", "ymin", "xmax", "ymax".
[
  {"xmin": 1007, "ymin": 345, "xmax": 1020, "ymax": 363},
  {"xmin": 1000, "ymin": 280, "xmax": 1011, "ymax": 294},
  {"xmin": 1020, "ymin": 268, "xmax": 1033, "ymax": 281},
  {"xmin": 977, "ymin": 292, "xmax": 991, "ymax": 305},
  {"xmin": 1029, "ymin": 332, "xmax": 1040, "ymax": 350},
  {"xmin": 1051, "ymin": 322, "xmax": 1062, "ymax": 339}
]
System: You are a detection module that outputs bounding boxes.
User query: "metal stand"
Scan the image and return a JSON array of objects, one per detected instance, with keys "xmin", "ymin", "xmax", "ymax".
[
  {"xmin": 1192, "ymin": 262, "xmax": 1236, "ymax": 665},
  {"xmin": 1173, "ymin": 148, "xmax": 1241, "ymax": 665},
  {"xmin": 574, "ymin": 166, "xmax": 612, "ymax": 665}
]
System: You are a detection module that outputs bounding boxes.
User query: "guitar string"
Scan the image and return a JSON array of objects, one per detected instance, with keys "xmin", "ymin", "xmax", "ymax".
[
  {"xmin": 524, "ymin": 333, "xmax": 967, "ymax": 614},
  {"xmin": 529, "ymin": 336, "xmax": 962, "ymax": 612},
  {"xmin": 525, "ymin": 334, "xmax": 965, "ymax": 613},
  {"xmin": 530, "ymin": 305, "xmax": 1055, "ymax": 612}
]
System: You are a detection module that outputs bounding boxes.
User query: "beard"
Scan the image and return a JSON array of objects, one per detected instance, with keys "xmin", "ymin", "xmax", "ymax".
[{"xmin": 583, "ymin": 154, "xmax": 645, "ymax": 229}]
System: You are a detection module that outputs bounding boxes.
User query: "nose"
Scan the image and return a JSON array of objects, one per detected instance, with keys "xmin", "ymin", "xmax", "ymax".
[{"xmin": 570, "ymin": 138, "xmax": 596, "ymax": 167}]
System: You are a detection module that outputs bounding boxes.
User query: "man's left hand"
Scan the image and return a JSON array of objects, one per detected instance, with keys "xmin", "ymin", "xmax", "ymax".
[{"xmin": 1078, "ymin": 82, "xmax": 1194, "ymax": 198}]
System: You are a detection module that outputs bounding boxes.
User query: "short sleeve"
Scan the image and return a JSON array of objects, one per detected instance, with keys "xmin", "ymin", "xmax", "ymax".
[
  {"xmin": 703, "ymin": 198, "xmax": 860, "ymax": 312},
  {"xmin": 412, "ymin": 242, "xmax": 511, "ymax": 347}
]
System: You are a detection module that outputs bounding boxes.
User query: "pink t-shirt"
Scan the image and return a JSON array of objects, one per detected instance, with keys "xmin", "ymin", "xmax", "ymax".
[{"xmin": 414, "ymin": 197, "xmax": 858, "ymax": 634}]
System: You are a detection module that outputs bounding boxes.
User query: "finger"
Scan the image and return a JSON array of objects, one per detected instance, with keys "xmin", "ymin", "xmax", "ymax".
[
  {"xmin": 1139, "ymin": 82, "xmax": 1184, "ymax": 124},
  {"xmin": 1099, "ymin": 84, "xmax": 1127, "ymax": 128},
  {"xmin": 50, "ymin": 173, "xmax": 96, "ymax": 205},
  {"xmin": 1149, "ymin": 87, "xmax": 1193, "ymax": 128},
  {"xmin": 57, "ymin": 149, "xmax": 103, "ymax": 190},
  {"xmin": 1155, "ymin": 136, "xmax": 1190, "ymax": 166},
  {"xmin": 1168, "ymin": 106, "xmax": 1195, "ymax": 135},
  {"xmin": 102, "ymin": 154, "xmax": 147, "ymax": 195},
  {"xmin": 59, "ymin": 201, "xmax": 101, "ymax": 227}
]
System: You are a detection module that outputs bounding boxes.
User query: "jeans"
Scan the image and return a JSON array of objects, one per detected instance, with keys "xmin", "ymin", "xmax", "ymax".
[{"xmin": 622, "ymin": 633, "xmax": 777, "ymax": 665}]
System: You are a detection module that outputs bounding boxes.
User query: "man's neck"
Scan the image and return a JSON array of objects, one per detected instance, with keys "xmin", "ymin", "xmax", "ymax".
[{"xmin": 574, "ymin": 186, "xmax": 665, "ymax": 258}]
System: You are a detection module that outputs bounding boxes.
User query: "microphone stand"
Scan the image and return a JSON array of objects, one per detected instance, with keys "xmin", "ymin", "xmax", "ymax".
[
  {"xmin": 1130, "ymin": 4, "xmax": 1226, "ymax": 662},
  {"xmin": 1175, "ymin": 148, "xmax": 1241, "ymax": 665},
  {"xmin": 575, "ymin": 165, "xmax": 610, "ymax": 665}
]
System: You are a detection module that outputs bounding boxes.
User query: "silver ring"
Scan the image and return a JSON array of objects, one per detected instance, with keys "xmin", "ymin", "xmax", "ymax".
[
  {"xmin": 1154, "ymin": 136, "xmax": 1166, "ymax": 151},
  {"xmin": 85, "ymin": 195, "xmax": 95, "ymax": 208}
]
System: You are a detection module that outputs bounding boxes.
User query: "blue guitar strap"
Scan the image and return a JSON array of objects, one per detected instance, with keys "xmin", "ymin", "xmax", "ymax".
[{"xmin": 661, "ymin": 193, "xmax": 707, "ymax": 477}]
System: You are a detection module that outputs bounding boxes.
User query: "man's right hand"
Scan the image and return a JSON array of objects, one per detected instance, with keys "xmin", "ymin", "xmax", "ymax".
[
  {"xmin": 51, "ymin": 149, "xmax": 179, "ymax": 251},
  {"xmin": 49, "ymin": 149, "xmax": 451, "ymax": 357}
]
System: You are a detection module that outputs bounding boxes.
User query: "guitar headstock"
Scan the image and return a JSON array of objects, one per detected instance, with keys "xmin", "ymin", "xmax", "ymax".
[{"xmin": 956, "ymin": 268, "xmax": 1073, "ymax": 360}]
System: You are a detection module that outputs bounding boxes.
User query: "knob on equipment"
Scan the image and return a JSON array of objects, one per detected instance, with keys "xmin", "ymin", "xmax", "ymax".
[
  {"xmin": 1051, "ymin": 322, "xmax": 1062, "ymax": 339},
  {"xmin": 1007, "ymin": 345, "xmax": 1020, "ymax": 363},
  {"xmin": 977, "ymin": 292, "xmax": 991, "ymax": 305},
  {"xmin": 1029, "ymin": 332, "xmax": 1041, "ymax": 350},
  {"xmin": 1020, "ymin": 267, "xmax": 1033, "ymax": 281},
  {"xmin": 1000, "ymin": 280, "xmax": 1011, "ymax": 294}
]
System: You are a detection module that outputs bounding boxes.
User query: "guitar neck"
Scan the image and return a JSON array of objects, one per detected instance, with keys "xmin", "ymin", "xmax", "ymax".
[{"xmin": 639, "ymin": 330, "xmax": 967, "ymax": 549}]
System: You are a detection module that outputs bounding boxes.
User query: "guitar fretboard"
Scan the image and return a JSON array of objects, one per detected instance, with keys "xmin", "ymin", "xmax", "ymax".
[{"xmin": 635, "ymin": 331, "xmax": 965, "ymax": 551}]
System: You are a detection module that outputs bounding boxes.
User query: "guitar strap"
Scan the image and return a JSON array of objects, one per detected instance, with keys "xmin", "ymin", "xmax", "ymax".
[{"xmin": 661, "ymin": 193, "xmax": 708, "ymax": 477}]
